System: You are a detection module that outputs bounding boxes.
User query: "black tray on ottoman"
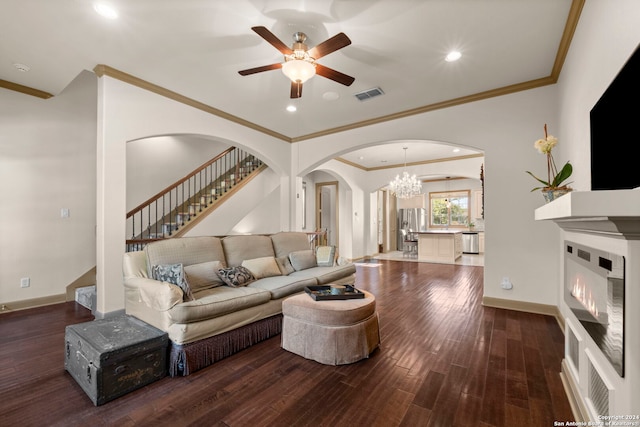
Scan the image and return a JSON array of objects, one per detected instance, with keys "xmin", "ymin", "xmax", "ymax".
[{"xmin": 304, "ymin": 284, "xmax": 365, "ymax": 301}]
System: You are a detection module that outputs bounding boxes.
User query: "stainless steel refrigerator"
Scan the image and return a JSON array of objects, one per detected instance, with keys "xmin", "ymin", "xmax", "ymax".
[{"xmin": 397, "ymin": 208, "xmax": 427, "ymax": 248}]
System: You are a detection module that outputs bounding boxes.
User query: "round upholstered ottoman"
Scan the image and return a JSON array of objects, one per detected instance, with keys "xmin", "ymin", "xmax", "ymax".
[{"xmin": 281, "ymin": 290, "xmax": 380, "ymax": 365}]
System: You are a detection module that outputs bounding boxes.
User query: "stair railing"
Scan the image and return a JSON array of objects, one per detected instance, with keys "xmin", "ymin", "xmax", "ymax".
[{"xmin": 126, "ymin": 147, "xmax": 262, "ymax": 251}]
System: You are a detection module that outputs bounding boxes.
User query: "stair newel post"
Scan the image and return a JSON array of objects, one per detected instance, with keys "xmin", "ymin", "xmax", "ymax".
[
  {"xmin": 203, "ymin": 165, "xmax": 208, "ymax": 207},
  {"xmin": 131, "ymin": 212, "xmax": 136, "ymax": 240},
  {"xmin": 171, "ymin": 190, "xmax": 175, "ymax": 235},
  {"xmin": 232, "ymin": 149, "xmax": 236, "ymax": 184},
  {"xmin": 187, "ymin": 175, "xmax": 192, "ymax": 220},
  {"xmin": 161, "ymin": 194, "xmax": 166, "ymax": 236},
  {"xmin": 215, "ymin": 160, "xmax": 218, "ymax": 199},
  {"xmin": 223, "ymin": 152, "xmax": 227, "ymax": 193},
  {"xmin": 180, "ymin": 182, "xmax": 184, "ymax": 226},
  {"xmin": 154, "ymin": 198, "xmax": 158, "ymax": 238},
  {"xmin": 198, "ymin": 169, "xmax": 202, "ymax": 212}
]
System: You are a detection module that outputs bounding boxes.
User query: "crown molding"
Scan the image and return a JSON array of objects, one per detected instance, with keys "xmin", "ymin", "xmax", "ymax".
[
  {"xmin": 336, "ymin": 153, "xmax": 484, "ymax": 171},
  {"xmin": 93, "ymin": 64, "xmax": 292, "ymax": 142},
  {"xmin": 0, "ymin": 79, "xmax": 53, "ymax": 99}
]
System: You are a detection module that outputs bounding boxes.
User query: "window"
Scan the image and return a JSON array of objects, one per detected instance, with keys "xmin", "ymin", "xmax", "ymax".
[{"xmin": 429, "ymin": 190, "xmax": 470, "ymax": 228}]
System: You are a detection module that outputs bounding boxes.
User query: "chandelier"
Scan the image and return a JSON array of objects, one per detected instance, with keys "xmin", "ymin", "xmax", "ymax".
[{"xmin": 389, "ymin": 147, "xmax": 422, "ymax": 199}]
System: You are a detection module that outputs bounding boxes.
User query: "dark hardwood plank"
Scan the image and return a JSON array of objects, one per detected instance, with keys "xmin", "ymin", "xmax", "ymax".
[{"xmin": 0, "ymin": 260, "xmax": 575, "ymax": 426}]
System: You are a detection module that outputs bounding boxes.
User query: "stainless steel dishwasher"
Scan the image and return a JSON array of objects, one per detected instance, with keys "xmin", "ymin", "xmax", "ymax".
[{"xmin": 462, "ymin": 232, "xmax": 479, "ymax": 254}]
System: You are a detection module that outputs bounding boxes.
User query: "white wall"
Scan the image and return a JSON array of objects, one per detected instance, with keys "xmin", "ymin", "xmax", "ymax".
[
  {"xmin": 0, "ymin": 71, "xmax": 97, "ymax": 304},
  {"xmin": 184, "ymin": 167, "xmax": 282, "ymax": 236},
  {"xmin": 126, "ymin": 135, "xmax": 230, "ymax": 210},
  {"xmin": 296, "ymin": 90, "xmax": 559, "ymax": 305}
]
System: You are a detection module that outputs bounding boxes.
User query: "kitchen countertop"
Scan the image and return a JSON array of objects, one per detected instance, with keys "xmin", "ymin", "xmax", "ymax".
[{"xmin": 415, "ymin": 230, "xmax": 462, "ymax": 234}]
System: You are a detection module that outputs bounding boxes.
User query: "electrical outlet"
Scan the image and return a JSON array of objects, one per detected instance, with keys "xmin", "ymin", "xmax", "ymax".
[
  {"xmin": 501, "ymin": 277, "xmax": 513, "ymax": 290},
  {"xmin": 20, "ymin": 277, "xmax": 30, "ymax": 288}
]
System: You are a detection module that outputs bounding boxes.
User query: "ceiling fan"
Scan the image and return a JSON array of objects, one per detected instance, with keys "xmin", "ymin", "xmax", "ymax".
[{"xmin": 238, "ymin": 26, "xmax": 355, "ymax": 98}]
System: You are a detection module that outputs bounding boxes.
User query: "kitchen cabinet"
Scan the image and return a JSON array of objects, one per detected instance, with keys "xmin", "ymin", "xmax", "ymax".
[{"xmin": 416, "ymin": 230, "xmax": 462, "ymax": 264}]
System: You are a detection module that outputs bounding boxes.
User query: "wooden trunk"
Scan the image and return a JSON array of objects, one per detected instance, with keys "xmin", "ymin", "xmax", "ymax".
[{"xmin": 64, "ymin": 315, "xmax": 168, "ymax": 406}]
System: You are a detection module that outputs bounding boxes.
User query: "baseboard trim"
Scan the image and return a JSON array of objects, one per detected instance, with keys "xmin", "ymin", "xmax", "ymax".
[
  {"xmin": 482, "ymin": 296, "xmax": 564, "ymax": 331},
  {"xmin": 0, "ymin": 294, "xmax": 66, "ymax": 314},
  {"xmin": 560, "ymin": 359, "xmax": 589, "ymax": 422}
]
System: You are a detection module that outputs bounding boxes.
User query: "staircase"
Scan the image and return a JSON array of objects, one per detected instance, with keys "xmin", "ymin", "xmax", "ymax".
[{"xmin": 126, "ymin": 147, "xmax": 265, "ymax": 251}]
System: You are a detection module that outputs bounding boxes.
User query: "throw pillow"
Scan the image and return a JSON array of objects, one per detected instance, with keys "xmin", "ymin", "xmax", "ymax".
[
  {"xmin": 275, "ymin": 256, "xmax": 295, "ymax": 276},
  {"xmin": 217, "ymin": 266, "xmax": 255, "ymax": 287},
  {"xmin": 289, "ymin": 250, "xmax": 317, "ymax": 271},
  {"xmin": 184, "ymin": 260, "xmax": 225, "ymax": 293},
  {"xmin": 315, "ymin": 246, "xmax": 336, "ymax": 267},
  {"xmin": 151, "ymin": 263, "xmax": 194, "ymax": 302},
  {"xmin": 241, "ymin": 256, "xmax": 281, "ymax": 279}
]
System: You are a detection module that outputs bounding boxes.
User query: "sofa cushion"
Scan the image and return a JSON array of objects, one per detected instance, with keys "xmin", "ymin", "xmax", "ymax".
[
  {"xmin": 168, "ymin": 286, "xmax": 272, "ymax": 323},
  {"xmin": 248, "ymin": 275, "xmax": 318, "ymax": 299},
  {"xmin": 217, "ymin": 266, "xmax": 255, "ymax": 287},
  {"xmin": 289, "ymin": 250, "xmax": 316, "ymax": 271},
  {"xmin": 270, "ymin": 232, "xmax": 311, "ymax": 259},
  {"xmin": 151, "ymin": 263, "xmax": 194, "ymax": 301},
  {"xmin": 145, "ymin": 236, "xmax": 226, "ymax": 276},
  {"xmin": 290, "ymin": 264, "xmax": 357, "ymax": 285},
  {"xmin": 275, "ymin": 256, "xmax": 295, "ymax": 275},
  {"xmin": 241, "ymin": 256, "xmax": 281, "ymax": 279},
  {"xmin": 222, "ymin": 235, "xmax": 275, "ymax": 267},
  {"xmin": 184, "ymin": 260, "xmax": 225, "ymax": 293},
  {"xmin": 315, "ymin": 246, "xmax": 336, "ymax": 267}
]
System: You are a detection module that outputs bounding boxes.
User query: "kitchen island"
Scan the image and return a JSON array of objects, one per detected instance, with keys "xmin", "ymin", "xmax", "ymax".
[{"xmin": 416, "ymin": 230, "xmax": 463, "ymax": 264}]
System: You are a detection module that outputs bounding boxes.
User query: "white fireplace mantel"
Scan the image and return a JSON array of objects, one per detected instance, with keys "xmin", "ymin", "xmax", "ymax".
[{"xmin": 535, "ymin": 188, "xmax": 640, "ymax": 238}]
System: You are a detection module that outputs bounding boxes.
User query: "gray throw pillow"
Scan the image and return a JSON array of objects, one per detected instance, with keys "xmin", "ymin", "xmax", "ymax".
[
  {"xmin": 184, "ymin": 260, "xmax": 225, "ymax": 293},
  {"xmin": 276, "ymin": 256, "xmax": 295, "ymax": 275},
  {"xmin": 151, "ymin": 263, "xmax": 194, "ymax": 301},
  {"xmin": 217, "ymin": 266, "xmax": 255, "ymax": 287},
  {"xmin": 289, "ymin": 250, "xmax": 317, "ymax": 271}
]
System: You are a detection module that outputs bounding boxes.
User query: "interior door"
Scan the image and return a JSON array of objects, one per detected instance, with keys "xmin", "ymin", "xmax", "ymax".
[{"xmin": 316, "ymin": 182, "xmax": 338, "ymax": 246}]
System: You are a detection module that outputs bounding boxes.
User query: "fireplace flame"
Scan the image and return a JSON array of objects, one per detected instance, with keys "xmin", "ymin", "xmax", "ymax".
[{"xmin": 571, "ymin": 277, "xmax": 599, "ymax": 318}]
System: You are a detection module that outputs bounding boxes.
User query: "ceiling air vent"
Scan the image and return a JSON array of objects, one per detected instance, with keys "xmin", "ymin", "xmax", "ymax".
[{"xmin": 354, "ymin": 87, "xmax": 384, "ymax": 101}]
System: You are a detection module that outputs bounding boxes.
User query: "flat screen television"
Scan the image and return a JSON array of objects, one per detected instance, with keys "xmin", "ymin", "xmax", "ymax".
[{"xmin": 590, "ymin": 44, "xmax": 640, "ymax": 190}]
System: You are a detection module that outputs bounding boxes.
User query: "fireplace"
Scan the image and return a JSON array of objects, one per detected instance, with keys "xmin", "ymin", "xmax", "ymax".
[{"xmin": 563, "ymin": 241, "xmax": 625, "ymax": 376}]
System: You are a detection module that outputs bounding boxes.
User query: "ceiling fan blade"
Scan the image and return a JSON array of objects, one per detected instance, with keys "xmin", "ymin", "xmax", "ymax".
[
  {"xmin": 315, "ymin": 64, "xmax": 355, "ymax": 86},
  {"xmin": 251, "ymin": 26, "xmax": 293, "ymax": 55},
  {"xmin": 290, "ymin": 81, "xmax": 303, "ymax": 98},
  {"xmin": 307, "ymin": 33, "xmax": 351, "ymax": 59},
  {"xmin": 238, "ymin": 63, "xmax": 282, "ymax": 76}
]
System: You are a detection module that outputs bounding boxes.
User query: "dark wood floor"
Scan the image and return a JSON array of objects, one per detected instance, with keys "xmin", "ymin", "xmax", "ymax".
[{"xmin": 0, "ymin": 260, "xmax": 574, "ymax": 426}]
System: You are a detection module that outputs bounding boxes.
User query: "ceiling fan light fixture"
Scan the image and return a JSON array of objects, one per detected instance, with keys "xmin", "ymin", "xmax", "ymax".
[{"xmin": 282, "ymin": 58, "xmax": 316, "ymax": 83}]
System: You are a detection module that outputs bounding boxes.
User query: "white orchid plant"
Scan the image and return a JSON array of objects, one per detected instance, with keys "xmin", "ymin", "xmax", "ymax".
[{"xmin": 526, "ymin": 124, "xmax": 573, "ymax": 192}]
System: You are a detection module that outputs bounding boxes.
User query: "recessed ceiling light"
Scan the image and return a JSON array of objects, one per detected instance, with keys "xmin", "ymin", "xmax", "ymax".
[
  {"xmin": 286, "ymin": 105, "xmax": 297, "ymax": 112},
  {"xmin": 445, "ymin": 51, "xmax": 462, "ymax": 62},
  {"xmin": 94, "ymin": 3, "xmax": 118, "ymax": 19},
  {"xmin": 453, "ymin": 148, "xmax": 460, "ymax": 153},
  {"xmin": 323, "ymin": 91, "xmax": 339, "ymax": 101},
  {"xmin": 13, "ymin": 63, "xmax": 30, "ymax": 72}
]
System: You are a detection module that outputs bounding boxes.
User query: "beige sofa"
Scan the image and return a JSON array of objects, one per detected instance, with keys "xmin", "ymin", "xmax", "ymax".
[{"xmin": 122, "ymin": 231, "xmax": 356, "ymax": 376}]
